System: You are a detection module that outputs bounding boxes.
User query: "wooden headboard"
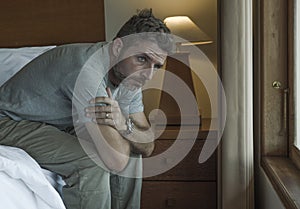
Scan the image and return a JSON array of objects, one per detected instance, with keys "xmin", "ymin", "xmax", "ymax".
[{"xmin": 0, "ymin": 0, "xmax": 105, "ymax": 47}]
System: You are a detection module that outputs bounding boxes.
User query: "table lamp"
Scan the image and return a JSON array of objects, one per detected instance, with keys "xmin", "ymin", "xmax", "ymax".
[{"xmin": 164, "ymin": 16, "xmax": 213, "ymax": 50}]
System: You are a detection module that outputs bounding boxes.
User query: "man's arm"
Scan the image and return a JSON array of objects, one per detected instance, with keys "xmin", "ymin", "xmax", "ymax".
[
  {"xmin": 124, "ymin": 112, "xmax": 155, "ymax": 157},
  {"xmin": 85, "ymin": 97, "xmax": 155, "ymax": 157},
  {"xmin": 85, "ymin": 122, "xmax": 130, "ymax": 172}
]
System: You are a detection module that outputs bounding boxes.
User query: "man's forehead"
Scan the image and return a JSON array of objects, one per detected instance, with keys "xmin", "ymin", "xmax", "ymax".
[
  {"xmin": 128, "ymin": 41, "xmax": 167, "ymax": 58},
  {"xmin": 125, "ymin": 39, "xmax": 166, "ymax": 51}
]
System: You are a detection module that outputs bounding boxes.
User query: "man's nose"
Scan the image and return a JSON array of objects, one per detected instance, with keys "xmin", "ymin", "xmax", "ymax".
[{"xmin": 141, "ymin": 67, "xmax": 154, "ymax": 80}]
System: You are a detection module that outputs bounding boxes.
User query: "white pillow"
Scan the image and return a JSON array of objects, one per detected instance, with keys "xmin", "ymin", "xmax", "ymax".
[{"xmin": 0, "ymin": 46, "xmax": 56, "ymax": 86}]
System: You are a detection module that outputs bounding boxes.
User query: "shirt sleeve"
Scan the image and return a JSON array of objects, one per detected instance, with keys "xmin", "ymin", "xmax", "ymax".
[
  {"xmin": 113, "ymin": 85, "xmax": 144, "ymax": 118},
  {"xmin": 61, "ymin": 50, "xmax": 108, "ymax": 125},
  {"xmin": 129, "ymin": 89, "xmax": 144, "ymax": 114}
]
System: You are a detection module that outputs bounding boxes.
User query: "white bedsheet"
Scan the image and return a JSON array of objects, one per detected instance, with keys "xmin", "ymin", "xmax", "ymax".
[{"xmin": 0, "ymin": 145, "xmax": 66, "ymax": 209}]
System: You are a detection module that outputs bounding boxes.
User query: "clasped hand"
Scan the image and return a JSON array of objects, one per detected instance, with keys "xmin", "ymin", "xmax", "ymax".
[{"xmin": 85, "ymin": 96, "xmax": 127, "ymax": 132}]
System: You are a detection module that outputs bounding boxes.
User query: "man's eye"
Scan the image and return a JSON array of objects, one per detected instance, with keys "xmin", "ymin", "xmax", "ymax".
[{"xmin": 137, "ymin": 56, "xmax": 146, "ymax": 63}]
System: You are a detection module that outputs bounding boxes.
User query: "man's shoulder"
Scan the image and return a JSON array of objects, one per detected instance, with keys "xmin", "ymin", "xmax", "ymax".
[{"xmin": 46, "ymin": 42, "xmax": 108, "ymax": 62}]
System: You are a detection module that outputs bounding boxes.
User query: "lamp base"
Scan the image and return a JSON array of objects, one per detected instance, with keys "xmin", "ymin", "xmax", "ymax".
[{"xmin": 158, "ymin": 52, "xmax": 201, "ymax": 126}]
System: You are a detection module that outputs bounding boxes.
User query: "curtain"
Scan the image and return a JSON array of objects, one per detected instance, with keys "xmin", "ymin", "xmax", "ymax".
[{"xmin": 220, "ymin": 0, "xmax": 254, "ymax": 209}]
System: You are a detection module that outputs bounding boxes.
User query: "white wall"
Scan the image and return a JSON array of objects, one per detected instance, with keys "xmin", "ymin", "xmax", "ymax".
[{"xmin": 104, "ymin": 0, "xmax": 218, "ymax": 118}]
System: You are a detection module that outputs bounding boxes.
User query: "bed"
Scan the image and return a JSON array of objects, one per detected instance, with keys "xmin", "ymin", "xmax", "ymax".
[{"xmin": 0, "ymin": 1, "xmax": 106, "ymax": 208}]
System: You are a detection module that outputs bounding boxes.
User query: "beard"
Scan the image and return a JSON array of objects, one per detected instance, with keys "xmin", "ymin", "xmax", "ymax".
[
  {"xmin": 113, "ymin": 66, "xmax": 127, "ymax": 81},
  {"xmin": 112, "ymin": 67, "xmax": 144, "ymax": 91}
]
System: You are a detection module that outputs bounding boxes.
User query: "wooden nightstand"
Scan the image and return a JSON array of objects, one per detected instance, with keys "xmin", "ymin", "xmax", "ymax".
[{"xmin": 141, "ymin": 119, "xmax": 218, "ymax": 209}]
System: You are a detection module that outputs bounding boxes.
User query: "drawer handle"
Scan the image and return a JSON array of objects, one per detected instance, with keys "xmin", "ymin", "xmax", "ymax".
[{"xmin": 166, "ymin": 197, "xmax": 176, "ymax": 207}]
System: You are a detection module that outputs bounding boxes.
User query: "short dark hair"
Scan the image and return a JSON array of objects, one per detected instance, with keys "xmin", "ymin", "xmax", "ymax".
[
  {"xmin": 115, "ymin": 8, "xmax": 170, "ymax": 37},
  {"xmin": 115, "ymin": 9, "xmax": 173, "ymax": 52}
]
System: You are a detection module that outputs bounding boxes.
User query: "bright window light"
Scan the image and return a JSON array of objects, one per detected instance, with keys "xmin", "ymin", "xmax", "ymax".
[{"xmin": 295, "ymin": 0, "xmax": 300, "ymax": 149}]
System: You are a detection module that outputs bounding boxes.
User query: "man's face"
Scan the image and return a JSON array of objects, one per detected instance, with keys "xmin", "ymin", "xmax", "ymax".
[{"xmin": 111, "ymin": 39, "xmax": 167, "ymax": 90}]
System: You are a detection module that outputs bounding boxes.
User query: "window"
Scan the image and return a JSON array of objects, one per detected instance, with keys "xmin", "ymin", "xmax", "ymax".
[
  {"xmin": 289, "ymin": 0, "xmax": 300, "ymax": 170},
  {"xmin": 295, "ymin": 0, "xmax": 300, "ymax": 150},
  {"xmin": 257, "ymin": 0, "xmax": 300, "ymax": 208},
  {"xmin": 287, "ymin": 0, "xmax": 300, "ymax": 169}
]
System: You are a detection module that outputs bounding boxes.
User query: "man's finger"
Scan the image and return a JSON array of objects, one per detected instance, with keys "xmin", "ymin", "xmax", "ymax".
[
  {"xmin": 89, "ymin": 97, "xmax": 112, "ymax": 104},
  {"xmin": 106, "ymin": 87, "xmax": 113, "ymax": 98},
  {"xmin": 85, "ymin": 105, "xmax": 114, "ymax": 113}
]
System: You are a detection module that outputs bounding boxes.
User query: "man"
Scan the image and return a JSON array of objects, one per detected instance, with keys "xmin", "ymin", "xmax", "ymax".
[{"xmin": 0, "ymin": 9, "xmax": 172, "ymax": 209}]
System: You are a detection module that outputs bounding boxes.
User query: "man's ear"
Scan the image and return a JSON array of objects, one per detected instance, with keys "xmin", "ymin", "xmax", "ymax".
[{"xmin": 112, "ymin": 38, "xmax": 123, "ymax": 57}]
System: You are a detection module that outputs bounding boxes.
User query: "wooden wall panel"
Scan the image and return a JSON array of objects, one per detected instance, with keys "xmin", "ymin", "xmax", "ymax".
[
  {"xmin": 261, "ymin": 0, "xmax": 288, "ymax": 156},
  {"xmin": 0, "ymin": 0, "xmax": 105, "ymax": 47}
]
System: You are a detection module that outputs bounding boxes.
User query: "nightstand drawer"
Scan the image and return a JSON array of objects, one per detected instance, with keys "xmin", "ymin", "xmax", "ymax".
[
  {"xmin": 144, "ymin": 140, "xmax": 216, "ymax": 181},
  {"xmin": 141, "ymin": 181, "xmax": 216, "ymax": 209}
]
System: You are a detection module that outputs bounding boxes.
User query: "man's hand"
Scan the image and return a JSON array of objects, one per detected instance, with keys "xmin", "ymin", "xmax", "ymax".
[{"xmin": 85, "ymin": 88, "xmax": 127, "ymax": 132}]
